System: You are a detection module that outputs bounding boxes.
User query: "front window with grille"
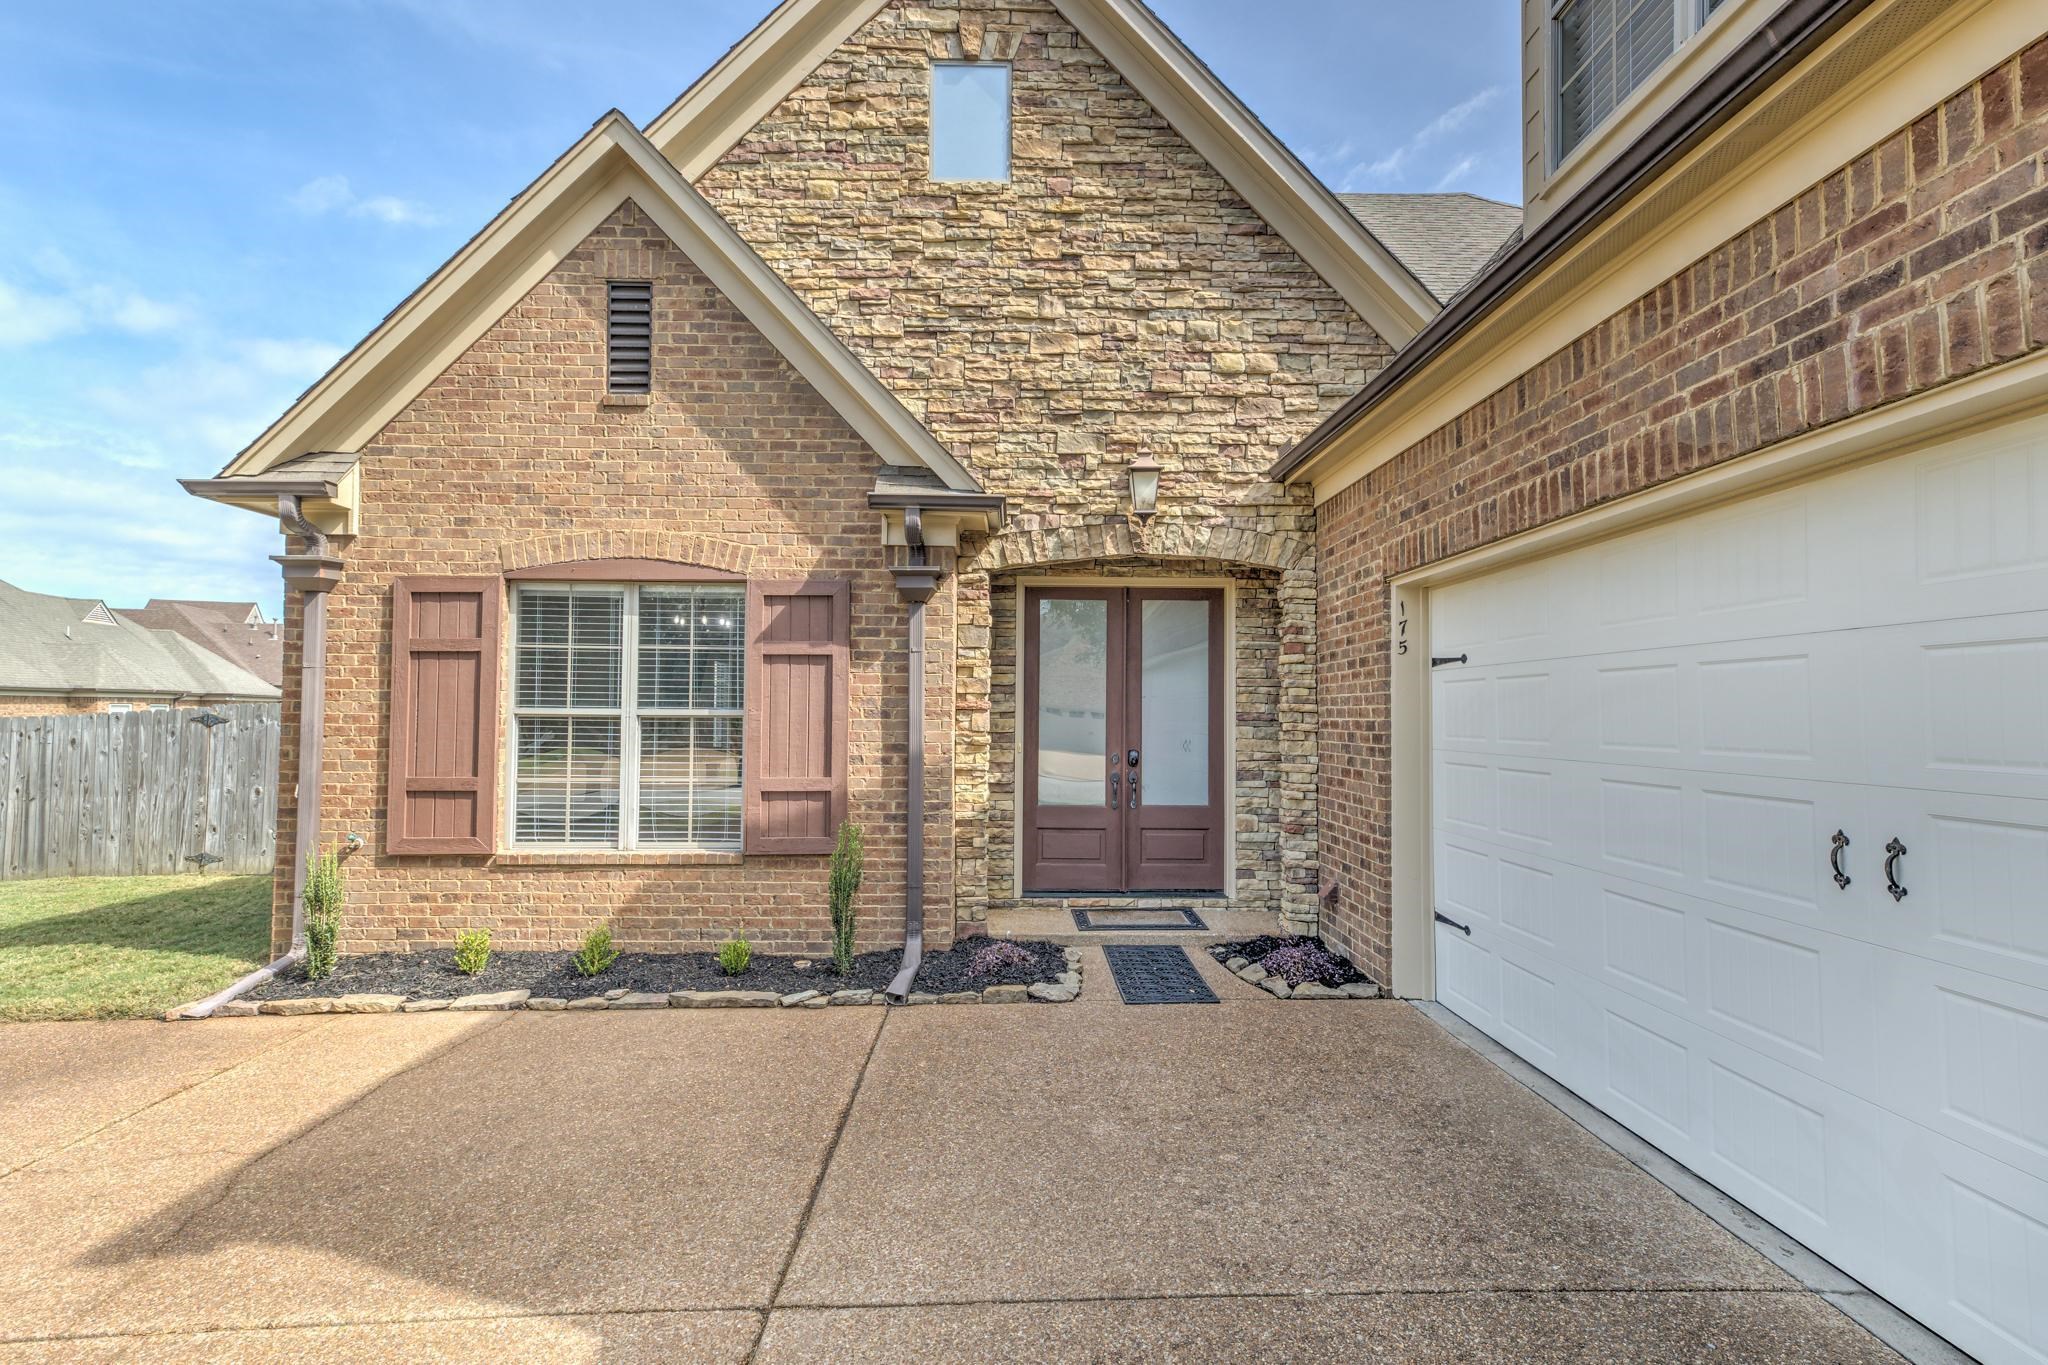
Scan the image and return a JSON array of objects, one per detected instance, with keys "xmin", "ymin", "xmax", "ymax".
[
  {"xmin": 510, "ymin": 583, "xmax": 744, "ymax": 850},
  {"xmin": 1553, "ymin": 0, "xmax": 1728, "ymax": 163}
]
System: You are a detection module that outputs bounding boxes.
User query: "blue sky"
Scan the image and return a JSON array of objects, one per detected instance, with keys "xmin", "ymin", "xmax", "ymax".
[{"xmin": 0, "ymin": 0, "xmax": 1517, "ymax": 615}]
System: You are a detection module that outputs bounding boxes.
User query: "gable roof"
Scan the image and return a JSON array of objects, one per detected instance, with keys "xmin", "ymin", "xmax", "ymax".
[
  {"xmin": 117, "ymin": 599, "xmax": 283, "ymax": 689},
  {"xmin": 196, "ymin": 112, "xmax": 980, "ymax": 495},
  {"xmin": 644, "ymin": 0, "xmax": 1439, "ymax": 345},
  {"xmin": 1337, "ymin": 194, "xmax": 1523, "ymax": 305},
  {"xmin": 0, "ymin": 581, "xmax": 278, "ymax": 701}
]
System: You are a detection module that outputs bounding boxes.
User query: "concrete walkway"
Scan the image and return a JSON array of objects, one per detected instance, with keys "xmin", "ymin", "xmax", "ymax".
[{"xmin": 0, "ymin": 967, "xmax": 1903, "ymax": 1362}]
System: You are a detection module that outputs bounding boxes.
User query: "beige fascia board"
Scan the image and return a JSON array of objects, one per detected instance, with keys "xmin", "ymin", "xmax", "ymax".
[
  {"xmin": 208, "ymin": 112, "xmax": 978, "ymax": 495},
  {"xmin": 1300, "ymin": 0, "xmax": 2024, "ymax": 504},
  {"xmin": 647, "ymin": 0, "xmax": 894, "ymax": 179},
  {"xmin": 1058, "ymin": 0, "xmax": 1436, "ymax": 344}
]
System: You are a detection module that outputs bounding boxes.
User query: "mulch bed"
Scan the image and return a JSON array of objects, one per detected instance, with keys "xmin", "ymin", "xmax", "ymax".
[
  {"xmin": 247, "ymin": 938, "xmax": 1068, "ymax": 1002},
  {"xmin": 1206, "ymin": 935, "xmax": 1375, "ymax": 988}
]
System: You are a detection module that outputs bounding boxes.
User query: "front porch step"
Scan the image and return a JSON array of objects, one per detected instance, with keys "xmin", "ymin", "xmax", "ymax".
[{"xmin": 980, "ymin": 904, "xmax": 1283, "ymax": 947}]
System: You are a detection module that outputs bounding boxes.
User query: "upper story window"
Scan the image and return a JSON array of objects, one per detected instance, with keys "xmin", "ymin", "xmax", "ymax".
[
  {"xmin": 931, "ymin": 62, "xmax": 1012, "ymax": 182},
  {"xmin": 1554, "ymin": 0, "xmax": 1727, "ymax": 163},
  {"xmin": 606, "ymin": 281, "xmax": 652, "ymax": 393},
  {"xmin": 511, "ymin": 582, "xmax": 744, "ymax": 851}
]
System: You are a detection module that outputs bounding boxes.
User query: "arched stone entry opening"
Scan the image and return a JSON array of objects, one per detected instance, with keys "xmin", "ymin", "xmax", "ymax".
[{"xmin": 953, "ymin": 520, "xmax": 1319, "ymax": 936}]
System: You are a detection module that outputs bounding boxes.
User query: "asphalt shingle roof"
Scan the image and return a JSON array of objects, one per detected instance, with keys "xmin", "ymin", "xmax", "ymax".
[
  {"xmin": 0, "ymin": 580, "xmax": 279, "ymax": 701},
  {"xmin": 117, "ymin": 600, "xmax": 284, "ymax": 689},
  {"xmin": 1338, "ymin": 193, "xmax": 1523, "ymax": 304}
]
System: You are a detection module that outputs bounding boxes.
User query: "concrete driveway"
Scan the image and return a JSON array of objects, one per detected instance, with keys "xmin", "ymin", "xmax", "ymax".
[{"xmin": 0, "ymin": 964, "xmax": 1904, "ymax": 1362}]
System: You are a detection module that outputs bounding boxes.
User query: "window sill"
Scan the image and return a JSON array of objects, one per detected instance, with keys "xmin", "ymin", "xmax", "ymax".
[
  {"xmin": 600, "ymin": 392, "xmax": 653, "ymax": 408},
  {"xmin": 493, "ymin": 850, "xmax": 744, "ymax": 868}
]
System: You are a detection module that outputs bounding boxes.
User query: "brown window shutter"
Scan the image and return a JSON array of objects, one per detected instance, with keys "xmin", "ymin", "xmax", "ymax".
[
  {"xmin": 387, "ymin": 576, "xmax": 503, "ymax": 854},
  {"xmin": 744, "ymin": 578, "xmax": 850, "ymax": 855}
]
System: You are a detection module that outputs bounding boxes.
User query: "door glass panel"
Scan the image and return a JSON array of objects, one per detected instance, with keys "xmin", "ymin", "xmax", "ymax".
[
  {"xmin": 1037, "ymin": 598, "xmax": 1108, "ymax": 806},
  {"xmin": 1140, "ymin": 599, "xmax": 1209, "ymax": 806}
]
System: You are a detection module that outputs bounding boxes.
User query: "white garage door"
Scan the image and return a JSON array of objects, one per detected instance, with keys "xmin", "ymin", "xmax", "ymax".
[{"xmin": 1430, "ymin": 412, "xmax": 2048, "ymax": 1365}]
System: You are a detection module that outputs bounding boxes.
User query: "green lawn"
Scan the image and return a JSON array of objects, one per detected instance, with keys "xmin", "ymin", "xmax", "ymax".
[{"xmin": 0, "ymin": 875, "xmax": 272, "ymax": 1022}]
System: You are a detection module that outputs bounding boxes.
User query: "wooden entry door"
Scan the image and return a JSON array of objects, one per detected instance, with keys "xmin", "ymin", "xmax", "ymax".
[{"xmin": 1022, "ymin": 587, "xmax": 1225, "ymax": 893}]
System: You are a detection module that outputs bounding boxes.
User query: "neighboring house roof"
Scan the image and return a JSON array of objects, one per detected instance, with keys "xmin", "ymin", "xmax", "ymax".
[
  {"xmin": 1336, "ymin": 194, "xmax": 1523, "ymax": 305},
  {"xmin": 194, "ymin": 112, "xmax": 982, "ymax": 497},
  {"xmin": 643, "ymin": 0, "xmax": 1440, "ymax": 345},
  {"xmin": 117, "ymin": 599, "xmax": 284, "ymax": 689},
  {"xmin": 0, "ymin": 581, "xmax": 279, "ymax": 701}
]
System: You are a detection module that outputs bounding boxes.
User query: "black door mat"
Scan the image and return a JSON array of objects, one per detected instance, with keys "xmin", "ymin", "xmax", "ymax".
[
  {"xmin": 1071, "ymin": 906, "xmax": 1208, "ymax": 932},
  {"xmin": 1104, "ymin": 945, "xmax": 1220, "ymax": 1005}
]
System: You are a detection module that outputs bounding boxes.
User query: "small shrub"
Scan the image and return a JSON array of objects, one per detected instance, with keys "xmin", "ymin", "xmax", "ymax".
[
  {"xmin": 302, "ymin": 849, "xmax": 344, "ymax": 982},
  {"xmin": 828, "ymin": 822, "xmax": 865, "ymax": 975},
  {"xmin": 572, "ymin": 925, "xmax": 620, "ymax": 978},
  {"xmin": 717, "ymin": 936, "xmax": 752, "ymax": 976},
  {"xmin": 1258, "ymin": 940, "xmax": 1346, "ymax": 988},
  {"xmin": 966, "ymin": 940, "xmax": 1036, "ymax": 978},
  {"xmin": 453, "ymin": 929, "xmax": 492, "ymax": 976}
]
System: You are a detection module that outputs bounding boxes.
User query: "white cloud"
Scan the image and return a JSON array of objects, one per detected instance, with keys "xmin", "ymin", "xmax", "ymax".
[
  {"xmin": 1332, "ymin": 87, "xmax": 1503, "ymax": 191},
  {"xmin": 290, "ymin": 174, "xmax": 439, "ymax": 226},
  {"xmin": 0, "ymin": 326, "xmax": 344, "ymax": 610},
  {"xmin": 1431, "ymin": 156, "xmax": 1480, "ymax": 192},
  {"xmin": 0, "ymin": 251, "xmax": 188, "ymax": 347}
]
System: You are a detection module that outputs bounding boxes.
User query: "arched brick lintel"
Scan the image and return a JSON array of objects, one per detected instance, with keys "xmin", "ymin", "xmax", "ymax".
[
  {"xmin": 497, "ymin": 531, "xmax": 757, "ymax": 576},
  {"xmin": 972, "ymin": 518, "xmax": 1312, "ymax": 575}
]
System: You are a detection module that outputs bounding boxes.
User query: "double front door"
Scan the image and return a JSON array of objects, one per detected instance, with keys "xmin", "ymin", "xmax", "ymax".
[{"xmin": 1023, "ymin": 587, "xmax": 1225, "ymax": 893}]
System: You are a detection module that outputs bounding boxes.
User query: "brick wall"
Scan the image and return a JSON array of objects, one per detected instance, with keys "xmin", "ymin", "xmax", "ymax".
[
  {"xmin": 1317, "ymin": 39, "xmax": 2048, "ymax": 982},
  {"xmin": 0, "ymin": 696, "xmax": 207, "ymax": 717},
  {"xmin": 696, "ymin": 0, "xmax": 1392, "ymax": 927},
  {"xmin": 273, "ymin": 203, "xmax": 955, "ymax": 959}
]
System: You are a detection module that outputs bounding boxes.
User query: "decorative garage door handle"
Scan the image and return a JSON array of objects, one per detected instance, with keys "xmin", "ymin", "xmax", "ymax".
[
  {"xmin": 1434, "ymin": 910, "xmax": 1472, "ymax": 936},
  {"xmin": 1829, "ymin": 830, "xmax": 1851, "ymax": 890},
  {"xmin": 1884, "ymin": 838, "xmax": 1909, "ymax": 902}
]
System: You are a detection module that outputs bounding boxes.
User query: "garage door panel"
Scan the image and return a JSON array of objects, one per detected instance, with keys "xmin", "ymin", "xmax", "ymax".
[
  {"xmin": 1437, "ymin": 833, "xmax": 1883, "ymax": 1093},
  {"xmin": 1863, "ymin": 787, "xmax": 2048, "ymax": 993},
  {"xmin": 1875, "ymin": 948, "xmax": 2048, "ymax": 1184},
  {"xmin": 1863, "ymin": 610, "xmax": 2048, "ymax": 804},
  {"xmin": 1882, "ymin": 1113, "xmax": 2048, "ymax": 1365},
  {"xmin": 1896, "ymin": 419, "xmax": 2048, "ymax": 623},
  {"xmin": 1692, "ymin": 1025, "xmax": 1894, "ymax": 1285},
  {"xmin": 1435, "ymin": 923, "xmax": 1500, "ymax": 1031},
  {"xmin": 1432, "ymin": 636, "xmax": 1866, "ymax": 786},
  {"xmin": 1434, "ymin": 754, "xmax": 1862, "ymax": 929}
]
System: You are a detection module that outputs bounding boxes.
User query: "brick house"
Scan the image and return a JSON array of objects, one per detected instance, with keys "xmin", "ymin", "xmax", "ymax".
[{"xmin": 186, "ymin": 1, "xmax": 2045, "ymax": 1355}]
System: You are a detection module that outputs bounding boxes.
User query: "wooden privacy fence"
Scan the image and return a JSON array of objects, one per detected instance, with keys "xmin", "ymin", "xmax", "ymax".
[{"xmin": 0, "ymin": 703, "xmax": 279, "ymax": 880}]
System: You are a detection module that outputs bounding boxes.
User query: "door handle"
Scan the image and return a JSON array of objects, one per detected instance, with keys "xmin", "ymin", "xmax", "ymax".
[
  {"xmin": 1128, "ymin": 776, "xmax": 1139, "ymax": 810},
  {"xmin": 1829, "ymin": 830, "xmax": 1851, "ymax": 890},
  {"xmin": 1884, "ymin": 838, "xmax": 1908, "ymax": 902},
  {"xmin": 1108, "ymin": 771, "xmax": 1119, "ymax": 809}
]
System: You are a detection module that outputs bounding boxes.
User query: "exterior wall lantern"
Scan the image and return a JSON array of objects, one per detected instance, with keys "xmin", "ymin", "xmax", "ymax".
[{"xmin": 1128, "ymin": 454, "xmax": 1161, "ymax": 524}]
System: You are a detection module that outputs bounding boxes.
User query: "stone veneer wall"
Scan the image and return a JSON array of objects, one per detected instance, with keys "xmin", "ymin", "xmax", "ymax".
[
  {"xmin": 269, "ymin": 203, "xmax": 957, "ymax": 959},
  {"xmin": 695, "ymin": 0, "xmax": 1394, "ymax": 930},
  {"xmin": 1317, "ymin": 38, "xmax": 2048, "ymax": 983}
]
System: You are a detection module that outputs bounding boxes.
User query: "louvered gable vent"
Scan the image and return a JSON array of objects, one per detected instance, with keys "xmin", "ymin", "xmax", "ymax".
[{"xmin": 606, "ymin": 280, "xmax": 652, "ymax": 393}]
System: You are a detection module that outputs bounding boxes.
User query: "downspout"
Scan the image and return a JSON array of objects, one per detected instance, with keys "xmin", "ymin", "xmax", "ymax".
[
  {"xmin": 178, "ymin": 495, "xmax": 344, "ymax": 1018},
  {"xmin": 885, "ymin": 507, "xmax": 941, "ymax": 1003}
]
